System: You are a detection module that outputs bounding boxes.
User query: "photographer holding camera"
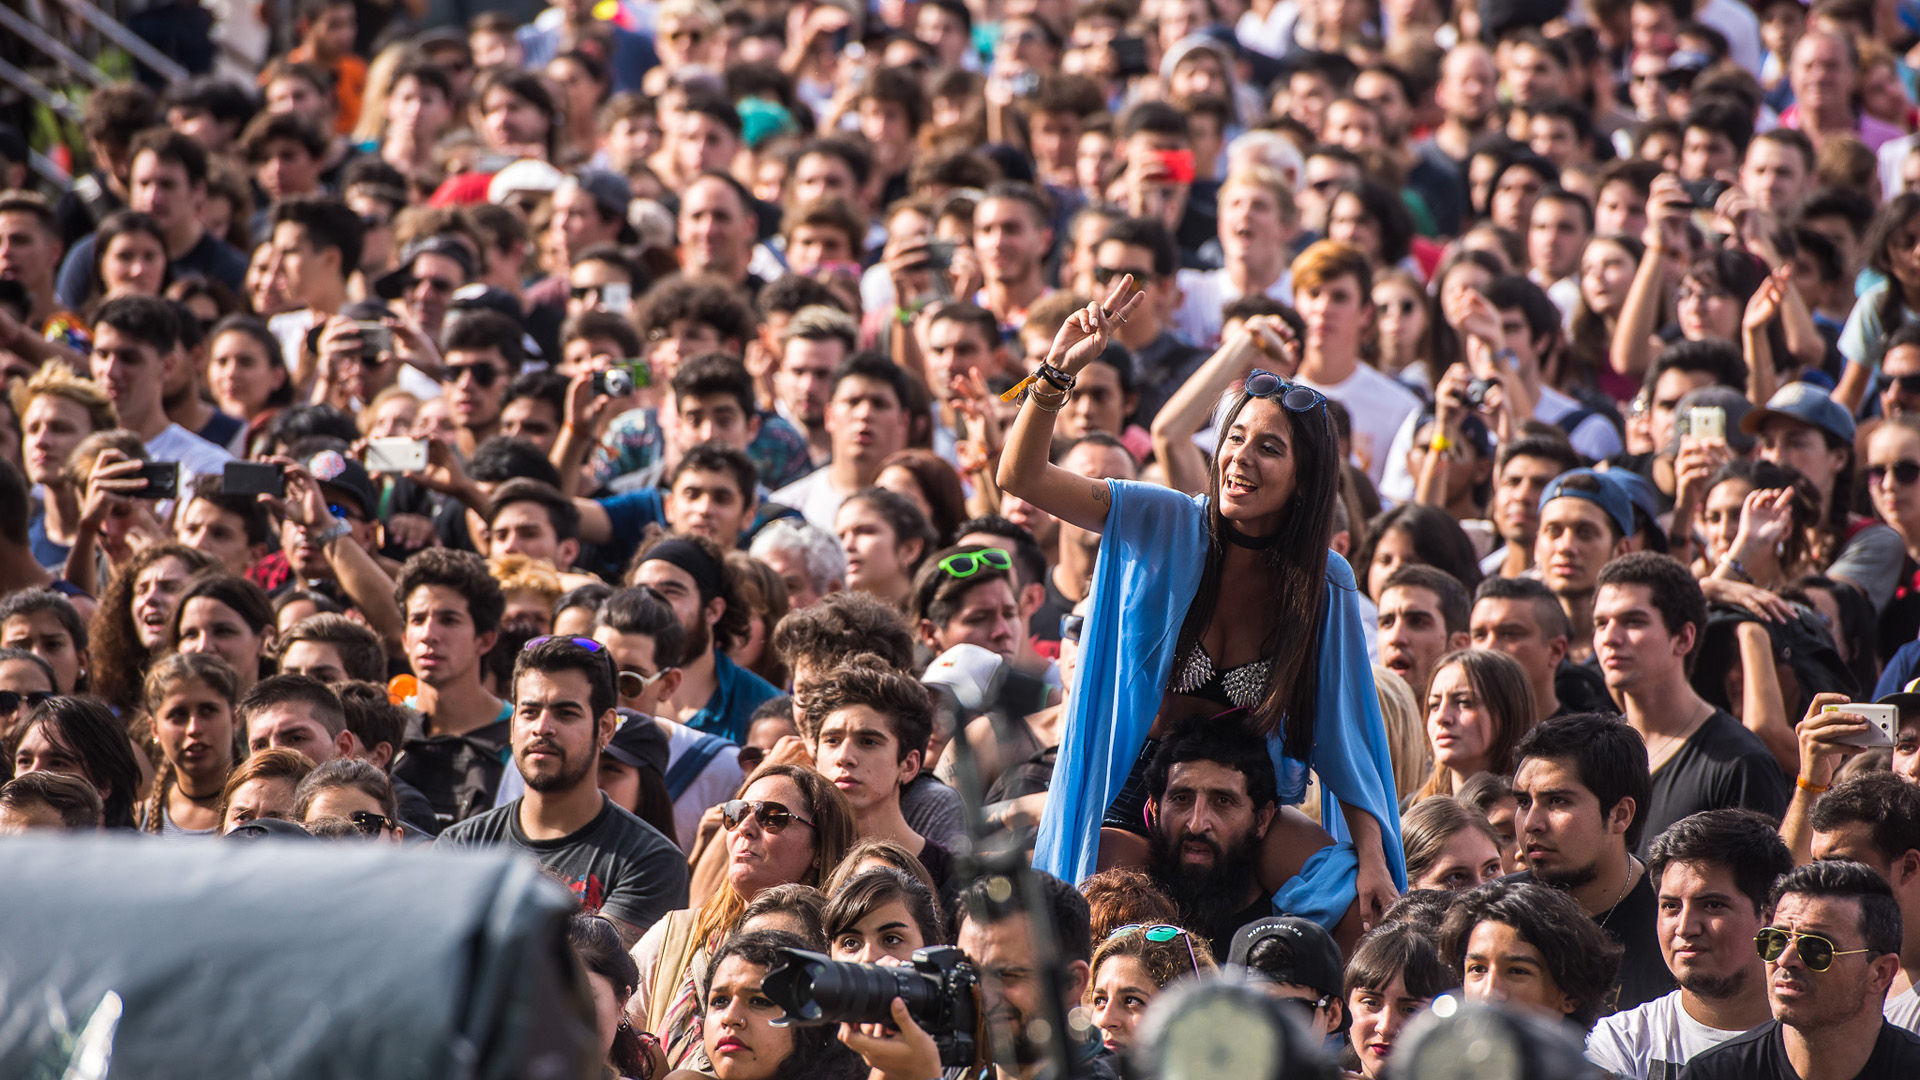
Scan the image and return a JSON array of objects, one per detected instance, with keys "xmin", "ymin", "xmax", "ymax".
[{"xmin": 832, "ymin": 870, "xmax": 1114, "ymax": 1080}]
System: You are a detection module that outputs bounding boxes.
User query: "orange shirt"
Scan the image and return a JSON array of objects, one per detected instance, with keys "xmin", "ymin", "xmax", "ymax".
[{"xmin": 277, "ymin": 45, "xmax": 368, "ymax": 135}]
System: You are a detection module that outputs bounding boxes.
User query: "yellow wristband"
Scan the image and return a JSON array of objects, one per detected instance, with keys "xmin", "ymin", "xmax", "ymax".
[{"xmin": 1796, "ymin": 776, "xmax": 1830, "ymax": 794}]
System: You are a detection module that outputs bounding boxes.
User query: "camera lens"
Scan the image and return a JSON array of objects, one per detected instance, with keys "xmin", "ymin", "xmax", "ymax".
[{"xmin": 763, "ymin": 950, "xmax": 933, "ymax": 1026}]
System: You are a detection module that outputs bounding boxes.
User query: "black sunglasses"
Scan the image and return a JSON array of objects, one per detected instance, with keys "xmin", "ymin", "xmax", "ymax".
[
  {"xmin": 721, "ymin": 798, "xmax": 816, "ymax": 833},
  {"xmin": 0, "ymin": 689, "xmax": 53, "ymax": 713},
  {"xmin": 446, "ymin": 361, "xmax": 501, "ymax": 388},
  {"xmin": 1868, "ymin": 460, "xmax": 1920, "ymax": 487},
  {"xmin": 735, "ymin": 745, "xmax": 767, "ymax": 773},
  {"xmin": 1756, "ymin": 926, "xmax": 1873, "ymax": 972},
  {"xmin": 1244, "ymin": 370, "xmax": 1326, "ymax": 413},
  {"xmin": 1060, "ymin": 613, "xmax": 1084, "ymax": 642},
  {"xmin": 350, "ymin": 809, "xmax": 396, "ymax": 837},
  {"xmin": 1879, "ymin": 372, "xmax": 1920, "ymax": 396},
  {"xmin": 1094, "ymin": 265, "xmax": 1157, "ymax": 285}
]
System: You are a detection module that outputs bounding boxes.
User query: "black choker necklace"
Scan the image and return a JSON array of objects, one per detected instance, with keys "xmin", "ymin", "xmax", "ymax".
[{"xmin": 1220, "ymin": 521, "xmax": 1278, "ymax": 549}]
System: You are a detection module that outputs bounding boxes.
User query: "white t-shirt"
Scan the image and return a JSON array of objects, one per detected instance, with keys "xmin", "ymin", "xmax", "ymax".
[
  {"xmin": 1172, "ymin": 266, "xmax": 1295, "ymax": 351},
  {"xmin": 1696, "ymin": 0, "xmax": 1764, "ymax": 77},
  {"xmin": 660, "ymin": 717, "xmax": 744, "ymax": 855},
  {"xmin": 1295, "ymin": 363, "xmax": 1421, "ymax": 487},
  {"xmin": 1585, "ymin": 990, "xmax": 1750, "ymax": 1080},
  {"xmin": 147, "ymin": 422, "xmax": 233, "ymax": 485},
  {"xmin": 772, "ymin": 468, "xmax": 855, "ymax": 532},
  {"xmin": 1887, "ymin": 985, "xmax": 1920, "ymax": 1031}
]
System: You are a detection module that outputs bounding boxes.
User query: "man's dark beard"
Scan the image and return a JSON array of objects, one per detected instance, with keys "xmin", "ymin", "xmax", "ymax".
[
  {"xmin": 521, "ymin": 742, "xmax": 592, "ymax": 794},
  {"xmin": 1679, "ymin": 967, "xmax": 1749, "ymax": 1001},
  {"xmin": 1146, "ymin": 824, "xmax": 1265, "ymax": 941},
  {"xmin": 682, "ymin": 614, "xmax": 711, "ymax": 661},
  {"xmin": 1534, "ymin": 859, "xmax": 1599, "ymax": 893}
]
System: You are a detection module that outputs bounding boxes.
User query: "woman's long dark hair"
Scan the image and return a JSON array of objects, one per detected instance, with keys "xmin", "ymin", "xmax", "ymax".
[
  {"xmin": 1705, "ymin": 458, "xmax": 1821, "ymax": 572},
  {"xmin": 6, "ymin": 696, "xmax": 142, "ymax": 828},
  {"xmin": 704, "ymin": 930, "xmax": 870, "ymax": 1080},
  {"xmin": 1176, "ymin": 387, "xmax": 1340, "ymax": 760},
  {"xmin": 164, "ymin": 570, "xmax": 279, "ymax": 682},
  {"xmin": 1566, "ymin": 235, "xmax": 1645, "ymax": 389},
  {"xmin": 570, "ymin": 913, "xmax": 649, "ymax": 1079},
  {"xmin": 89, "ymin": 544, "xmax": 219, "ymax": 714},
  {"xmin": 1869, "ymin": 193, "xmax": 1920, "ymax": 363},
  {"xmin": 88, "ymin": 210, "xmax": 172, "ymax": 308},
  {"xmin": 1351, "ymin": 504, "xmax": 1486, "ymax": 598}
]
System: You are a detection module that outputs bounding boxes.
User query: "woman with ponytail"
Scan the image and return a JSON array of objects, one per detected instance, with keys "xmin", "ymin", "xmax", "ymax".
[{"xmin": 140, "ymin": 652, "xmax": 241, "ymax": 839}]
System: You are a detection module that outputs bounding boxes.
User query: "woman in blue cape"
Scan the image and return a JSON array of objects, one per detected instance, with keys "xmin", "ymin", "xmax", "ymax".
[{"xmin": 997, "ymin": 273, "xmax": 1406, "ymax": 934}]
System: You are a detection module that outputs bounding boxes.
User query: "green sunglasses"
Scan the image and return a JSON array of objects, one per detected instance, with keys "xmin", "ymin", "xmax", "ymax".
[
  {"xmin": 1755, "ymin": 927, "xmax": 1874, "ymax": 972},
  {"xmin": 1110, "ymin": 923, "xmax": 1200, "ymax": 974},
  {"xmin": 936, "ymin": 548, "xmax": 1014, "ymax": 579}
]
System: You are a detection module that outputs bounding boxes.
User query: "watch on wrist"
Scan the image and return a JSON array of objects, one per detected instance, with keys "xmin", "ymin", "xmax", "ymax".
[{"xmin": 312, "ymin": 518, "xmax": 354, "ymax": 545}]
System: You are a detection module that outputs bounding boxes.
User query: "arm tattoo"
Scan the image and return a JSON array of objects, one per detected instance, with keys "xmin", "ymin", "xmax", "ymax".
[{"xmin": 1091, "ymin": 481, "xmax": 1109, "ymax": 505}]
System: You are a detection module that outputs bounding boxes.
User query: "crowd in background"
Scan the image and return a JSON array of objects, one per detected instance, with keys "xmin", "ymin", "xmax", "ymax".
[{"xmin": 15, "ymin": 0, "xmax": 1920, "ymax": 1075}]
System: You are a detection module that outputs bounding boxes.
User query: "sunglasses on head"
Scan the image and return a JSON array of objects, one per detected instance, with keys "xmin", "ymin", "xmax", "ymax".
[
  {"xmin": 447, "ymin": 361, "xmax": 501, "ymax": 388},
  {"xmin": 350, "ymin": 809, "xmax": 395, "ymax": 837},
  {"xmin": 1756, "ymin": 926, "xmax": 1874, "ymax": 972},
  {"xmin": 721, "ymin": 798, "xmax": 815, "ymax": 833},
  {"xmin": 937, "ymin": 547, "xmax": 1013, "ymax": 579},
  {"xmin": 1868, "ymin": 460, "xmax": 1920, "ymax": 487},
  {"xmin": 1110, "ymin": 924, "xmax": 1201, "ymax": 974},
  {"xmin": 1244, "ymin": 370, "xmax": 1327, "ymax": 413},
  {"xmin": 0, "ymin": 689, "xmax": 52, "ymax": 713}
]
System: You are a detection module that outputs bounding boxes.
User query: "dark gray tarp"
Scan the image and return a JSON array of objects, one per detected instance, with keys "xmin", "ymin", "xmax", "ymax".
[{"xmin": 0, "ymin": 836, "xmax": 600, "ymax": 1080}]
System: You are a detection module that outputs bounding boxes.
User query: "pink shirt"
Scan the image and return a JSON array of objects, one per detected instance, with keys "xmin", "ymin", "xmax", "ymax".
[{"xmin": 1779, "ymin": 103, "xmax": 1906, "ymax": 152}]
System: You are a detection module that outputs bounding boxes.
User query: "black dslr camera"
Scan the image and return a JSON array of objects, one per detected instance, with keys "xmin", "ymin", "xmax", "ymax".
[{"xmin": 760, "ymin": 946, "xmax": 980, "ymax": 1067}]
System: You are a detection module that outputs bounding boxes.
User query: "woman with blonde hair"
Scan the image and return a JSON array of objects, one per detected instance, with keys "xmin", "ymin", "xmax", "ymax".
[
  {"xmin": 629, "ymin": 763, "xmax": 856, "ymax": 1068},
  {"xmin": 1086, "ymin": 921, "xmax": 1218, "ymax": 1051},
  {"xmin": 140, "ymin": 652, "xmax": 242, "ymax": 838},
  {"xmin": 1413, "ymin": 649, "xmax": 1535, "ymax": 801}
]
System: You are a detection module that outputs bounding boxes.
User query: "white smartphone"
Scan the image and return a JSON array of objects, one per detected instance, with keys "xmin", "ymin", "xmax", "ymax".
[
  {"xmin": 1825, "ymin": 702, "xmax": 1898, "ymax": 748},
  {"xmin": 1687, "ymin": 405, "xmax": 1726, "ymax": 442},
  {"xmin": 365, "ymin": 437, "xmax": 428, "ymax": 474}
]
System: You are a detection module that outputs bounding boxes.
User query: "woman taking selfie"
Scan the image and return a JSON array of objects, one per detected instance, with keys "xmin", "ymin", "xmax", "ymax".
[
  {"xmin": 140, "ymin": 652, "xmax": 241, "ymax": 839},
  {"xmin": 1005, "ymin": 266, "xmax": 1405, "ymax": 937}
]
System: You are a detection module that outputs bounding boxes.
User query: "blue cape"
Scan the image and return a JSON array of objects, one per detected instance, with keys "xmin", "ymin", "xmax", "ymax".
[{"xmin": 1033, "ymin": 480, "xmax": 1406, "ymax": 928}]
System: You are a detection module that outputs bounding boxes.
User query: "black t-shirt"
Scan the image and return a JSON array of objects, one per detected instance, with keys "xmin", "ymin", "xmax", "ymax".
[
  {"xmin": 1032, "ymin": 569, "xmax": 1079, "ymax": 644},
  {"xmin": 436, "ymin": 792, "xmax": 690, "ymax": 935},
  {"xmin": 1506, "ymin": 868, "xmax": 1675, "ymax": 1014},
  {"xmin": 1555, "ymin": 660, "xmax": 1617, "ymax": 716},
  {"xmin": 1637, "ymin": 710, "xmax": 1791, "ymax": 859},
  {"xmin": 1205, "ymin": 892, "xmax": 1280, "ymax": 964},
  {"xmin": 915, "ymin": 836, "xmax": 955, "ymax": 891},
  {"xmin": 1680, "ymin": 1020, "xmax": 1920, "ymax": 1080}
]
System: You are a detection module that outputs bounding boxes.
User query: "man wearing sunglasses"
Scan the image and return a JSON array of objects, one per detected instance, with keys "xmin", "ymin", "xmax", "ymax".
[
  {"xmin": 1091, "ymin": 218, "xmax": 1201, "ymax": 427},
  {"xmin": 1875, "ymin": 324, "xmax": 1920, "ymax": 421},
  {"xmin": 441, "ymin": 311, "xmax": 523, "ymax": 456},
  {"xmin": 1682, "ymin": 860, "xmax": 1920, "ymax": 1080},
  {"xmin": 437, "ymin": 636, "xmax": 689, "ymax": 947},
  {"xmin": 1806, "ymin": 773, "xmax": 1920, "ymax": 1030}
]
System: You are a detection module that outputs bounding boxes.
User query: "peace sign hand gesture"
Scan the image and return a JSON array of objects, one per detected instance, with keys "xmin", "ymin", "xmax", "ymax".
[{"xmin": 1046, "ymin": 273, "xmax": 1145, "ymax": 376}]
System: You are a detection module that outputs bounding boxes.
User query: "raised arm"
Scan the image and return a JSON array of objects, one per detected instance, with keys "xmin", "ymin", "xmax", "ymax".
[
  {"xmin": 995, "ymin": 276, "xmax": 1144, "ymax": 532},
  {"xmin": 1611, "ymin": 174, "xmax": 1689, "ymax": 381},
  {"xmin": 1149, "ymin": 316, "xmax": 1284, "ymax": 496}
]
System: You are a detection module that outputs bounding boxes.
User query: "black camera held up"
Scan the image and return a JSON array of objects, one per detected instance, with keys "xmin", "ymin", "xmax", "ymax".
[{"xmin": 760, "ymin": 946, "xmax": 981, "ymax": 1068}]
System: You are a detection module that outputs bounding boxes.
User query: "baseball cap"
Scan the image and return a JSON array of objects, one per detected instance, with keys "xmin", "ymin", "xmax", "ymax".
[
  {"xmin": 604, "ymin": 711, "xmax": 671, "ymax": 773},
  {"xmin": 1538, "ymin": 468, "xmax": 1635, "ymax": 540},
  {"xmin": 488, "ymin": 159, "xmax": 564, "ymax": 204},
  {"xmin": 1740, "ymin": 381, "xmax": 1856, "ymax": 445},
  {"xmin": 373, "ymin": 235, "xmax": 477, "ymax": 301},
  {"xmin": 306, "ymin": 448, "xmax": 379, "ymax": 522},
  {"xmin": 1879, "ymin": 676, "xmax": 1920, "ymax": 713},
  {"xmin": 1229, "ymin": 917, "xmax": 1344, "ymax": 1000},
  {"xmin": 922, "ymin": 644, "xmax": 1008, "ymax": 717},
  {"xmin": 563, "ymin": 168, "xmax": 633, "ymax": 221}
]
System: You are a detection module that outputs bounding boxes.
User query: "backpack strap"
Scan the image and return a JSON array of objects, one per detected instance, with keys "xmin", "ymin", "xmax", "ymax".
[{"xmin": 665, "ymin": 734, "xmax": 732, "ymax": 801}]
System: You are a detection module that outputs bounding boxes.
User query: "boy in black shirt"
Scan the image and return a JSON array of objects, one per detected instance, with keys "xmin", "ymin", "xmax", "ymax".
[
  {"xmin": 435, "ymin": 636, "xmax": 688, "ymax": 946},
  {"xmin": 1681, "ymin": 860, "xmax": 1920, "ymax": 1080},
  {"xmin": 1507, "ymin": 711, "xmax": 1677, "ymax": 1012}
]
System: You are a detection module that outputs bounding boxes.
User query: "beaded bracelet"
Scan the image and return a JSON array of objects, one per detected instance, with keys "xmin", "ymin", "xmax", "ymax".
[{"xmin": 1036, "ymin": 362, "xmax": 1077, "ymax": 392}]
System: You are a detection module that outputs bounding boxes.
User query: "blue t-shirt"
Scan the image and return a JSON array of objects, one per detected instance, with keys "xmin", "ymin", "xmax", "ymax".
[{"xmin": 687, "ymin": 652, "xmax": 780, "ymax": 743}]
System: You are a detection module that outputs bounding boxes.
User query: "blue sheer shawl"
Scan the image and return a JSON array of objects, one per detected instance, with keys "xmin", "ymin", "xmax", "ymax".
[{"xmin": 1032, "ymin": 480, "xmax": 1406, "ymax": 928}]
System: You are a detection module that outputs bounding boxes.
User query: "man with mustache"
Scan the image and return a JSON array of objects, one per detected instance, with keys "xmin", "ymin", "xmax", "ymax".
[
  {"xmin": 436, "ymin": 636, "xmax": 688, "ymax": 947},
  {"xmin": 1680, "ymin": 860, "xmax": 1920, "ymax": 1080},
  {"xmin": 1138, "ymin": 720, "xmax": 1325, "ymax": 960}
]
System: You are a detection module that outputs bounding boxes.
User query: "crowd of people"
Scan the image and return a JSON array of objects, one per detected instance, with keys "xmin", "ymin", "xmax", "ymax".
[{"xmin": 17, "ymin": 0, "xmax": 1920, "ymax": 1075}]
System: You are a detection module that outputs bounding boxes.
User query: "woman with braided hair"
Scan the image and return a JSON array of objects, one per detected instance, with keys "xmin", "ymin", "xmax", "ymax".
[{"xmin": 139, "ymin": 652, "xmax": 240, "ymax": 838}]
